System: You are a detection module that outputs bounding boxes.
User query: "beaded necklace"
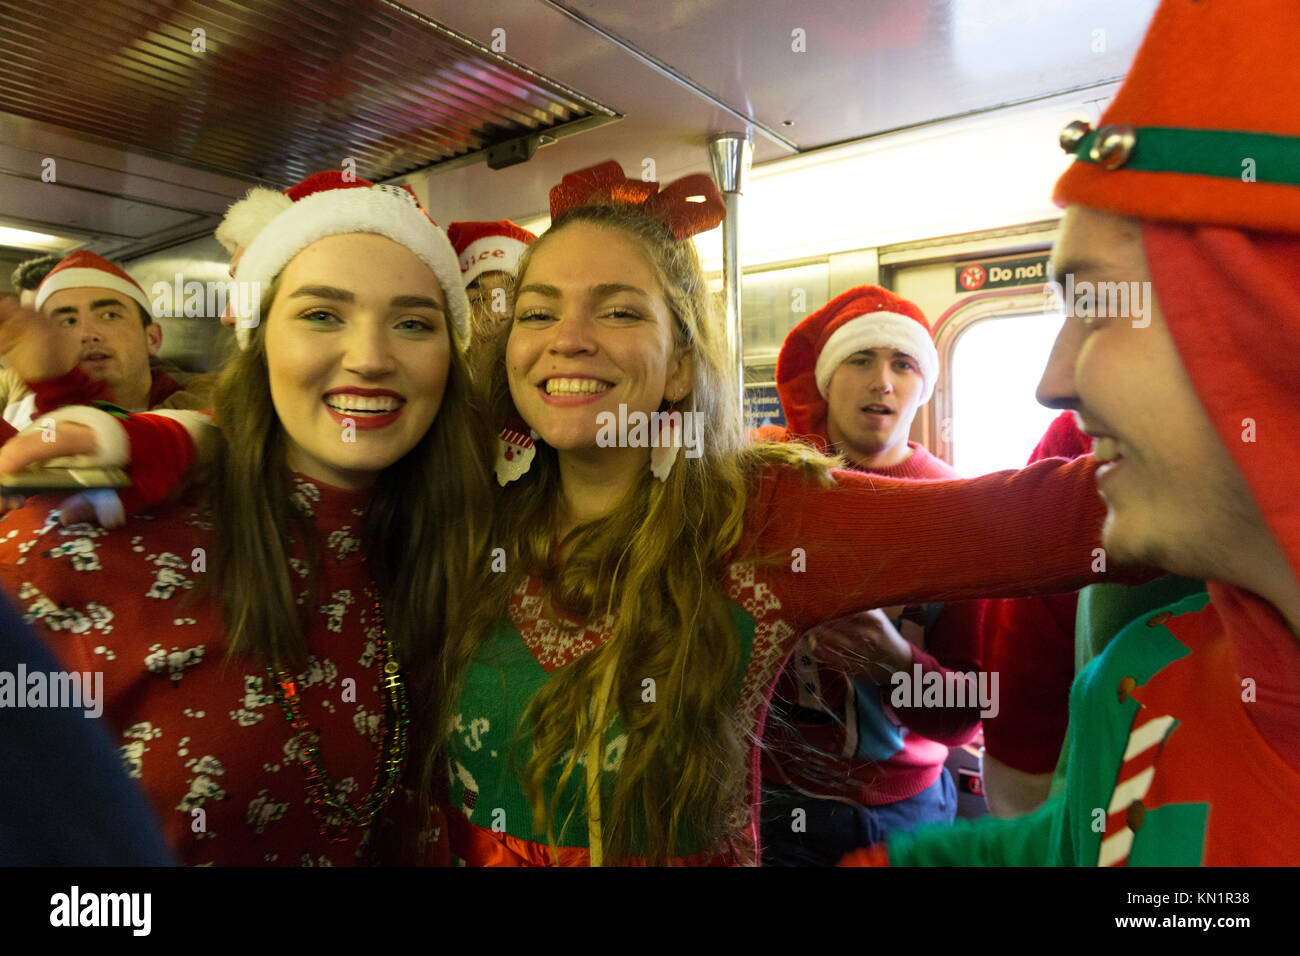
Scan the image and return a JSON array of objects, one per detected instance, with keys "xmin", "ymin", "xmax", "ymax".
[{"xmin": 266, "ymin": 594, "xmax": 409, "ymax": 842}]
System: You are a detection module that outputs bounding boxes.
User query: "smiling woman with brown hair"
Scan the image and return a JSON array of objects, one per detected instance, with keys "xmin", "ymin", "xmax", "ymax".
[
  {"xmin": 434, "ymin": 160, "xmax": 1117, "ymax": 867},
  {"xmin": 0, "ymin": 184, "xmax": 492, "ymax": 865}
]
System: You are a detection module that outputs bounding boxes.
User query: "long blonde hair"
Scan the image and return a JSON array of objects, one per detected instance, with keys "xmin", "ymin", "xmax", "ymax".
[{"xmin": 437, "ymin": 203, "xmax": 833, "ymax": 863}]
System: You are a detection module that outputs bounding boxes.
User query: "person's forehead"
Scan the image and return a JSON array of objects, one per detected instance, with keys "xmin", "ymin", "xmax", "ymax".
[
  {"xmin": 282, "ymin": 234, "xmax": 442, "ymax": 294},
  {"xmin": 44, "ymin": 286, "xmax": 130, "ymax": 308},
  {"xmin": 845, "ymin": 347, "xmax": 913, "ymax": 359},
  {"xmin": 470, "ymin": 270, "xmax": 513, "ymax": 289},
  {"xmin": 1052, "ymin": 206, "xmax": 1147, "ymax": 278},
  {"xmin": 528, "ymin": 223, "xmax": 657, "ymax": 285}
]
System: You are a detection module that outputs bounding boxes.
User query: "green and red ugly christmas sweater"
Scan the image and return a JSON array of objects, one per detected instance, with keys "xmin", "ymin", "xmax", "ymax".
[
  {"xmin": 443, "ymin": 454, "xmax": 1114, "ymax": 865},
  {"xmin": 841, "ymin": 586, "xmax": 1300, "ymax": 865}
]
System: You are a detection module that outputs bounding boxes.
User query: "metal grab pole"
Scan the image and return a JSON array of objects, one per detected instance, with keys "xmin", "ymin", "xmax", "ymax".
[{"xmin": 708, "ymin": 132, "xmax": 753, "ymax": 418}]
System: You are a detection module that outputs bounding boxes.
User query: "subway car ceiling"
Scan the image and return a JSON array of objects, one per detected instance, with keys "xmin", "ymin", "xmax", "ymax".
[{"xmin": 0, "ymin": 0, "xmax": 1159, "ymax": 279}]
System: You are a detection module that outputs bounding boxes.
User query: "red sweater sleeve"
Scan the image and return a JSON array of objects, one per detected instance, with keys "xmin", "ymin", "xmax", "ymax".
[
  {"xmin": 29, "ymin": 367, "xmax": 113, "ymax": 414},
  {"xmin": 115, "ymin": 413, "xmax": 199, "ymax": 511},
  {"xmin": 744, "ymin": 455, "xmax": 1109, "ymax": 635}
]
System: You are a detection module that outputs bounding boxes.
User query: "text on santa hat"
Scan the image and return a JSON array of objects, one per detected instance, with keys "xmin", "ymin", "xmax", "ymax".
[
  {"xmin": 461, "ymin": 247, "xmax": 509, "ymax": 271},
  {"xmin": 595, "ymin": 404, "xmax": 704, "ymax": 459},
  {"xmin": 151, "ymin": 275, "xmax": 262, "ymax": 328}
]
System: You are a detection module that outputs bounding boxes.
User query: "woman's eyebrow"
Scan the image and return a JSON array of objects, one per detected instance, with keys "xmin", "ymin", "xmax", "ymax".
[
  {"xmin": 516, "ymin": 283, "xmax": 649, "ymax": 299},
  {"xmin": 288, "ymin": 284, "xmax": 353, "ymax": 301},
  {"xmin": 590, "ymin": 283, "xmax": 649, "ymax": 299},
  {"xmin": 389, "ymin": 294, "xmax": 444, "ymax": 312}
]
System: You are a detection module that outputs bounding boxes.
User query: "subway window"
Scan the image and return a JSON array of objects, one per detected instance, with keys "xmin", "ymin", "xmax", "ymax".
[
  {"xmin": 740, "ymin": 263, "xmax": 831, "ymax": 364},
  {"xmin": 948, "ymin": 311, "xmax": 1066, "ymax": 476}
]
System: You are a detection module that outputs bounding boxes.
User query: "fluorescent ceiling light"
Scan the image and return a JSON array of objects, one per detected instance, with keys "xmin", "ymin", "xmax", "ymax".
[{"xmin": 0, "ymin": 225, "xmax": 82, "ymax": 253}]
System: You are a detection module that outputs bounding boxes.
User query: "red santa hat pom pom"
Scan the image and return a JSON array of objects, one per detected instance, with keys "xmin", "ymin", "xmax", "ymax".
[
  {"xmin": 34, "ymin": 250, "xmax": 154, "ymax": 317},
  {"xmin": 232, "ymin": 186, "xmax": 470, "ymax": 351},
  {"xmin": 447, "ymin": 220, "xmax": 538, "ymax": 287}
]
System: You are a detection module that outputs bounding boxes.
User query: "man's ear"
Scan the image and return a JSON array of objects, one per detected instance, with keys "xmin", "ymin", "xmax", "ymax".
[{"xmin": 146, "ymin": 321, "xmax": 163, "ymax": 355}]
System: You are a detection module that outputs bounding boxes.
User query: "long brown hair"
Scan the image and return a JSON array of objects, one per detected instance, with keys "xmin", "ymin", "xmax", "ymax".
[
  {"xmin": 437, "ymin": 203, "xmax": 834, "ymax": 863},
  {"xmin": 205, "ymin": 275, "xmax": 493, "ymax": 700}
]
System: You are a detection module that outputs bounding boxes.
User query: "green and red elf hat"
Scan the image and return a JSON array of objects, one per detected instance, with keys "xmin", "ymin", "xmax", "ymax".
[
  {"xmin": 1053, "ymin": 0, "xmax": 1300, "ymax": 232},
  {"xmin": 1054, "ymin": 0, "xmax": 1300, "ymax": 589}
]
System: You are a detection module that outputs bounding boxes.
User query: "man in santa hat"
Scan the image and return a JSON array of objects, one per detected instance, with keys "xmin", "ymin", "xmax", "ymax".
[
  {"xmin": 844, "ymin": 0, "xmax": 1300, "ymax": 866},
  {"xmin": 0, "ymin": 251, "xmax": 212, "ymax": 434},
  {"xmin": 447, "ymin": 220, "xmax": 537, "ymax": 345},
  {"xmin": 759, "ymin": 285, "xmax": 985, "ymax": 866}
]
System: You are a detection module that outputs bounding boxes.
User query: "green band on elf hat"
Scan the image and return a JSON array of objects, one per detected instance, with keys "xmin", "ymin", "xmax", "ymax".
[{"xmin": 1064, "ymin": 122, "xmax": 1300, "ymax": 186}]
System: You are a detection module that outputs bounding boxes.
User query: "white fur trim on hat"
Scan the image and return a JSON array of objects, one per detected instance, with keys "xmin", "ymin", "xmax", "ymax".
[
  {"xmin": 215, "ymin": 187, "xmax": 294, "ymax": 256},
  {"xmin": 814, "ymin": 311, "xmax": 940, "ymax": 404},
  {"xmin": 232, "ymin": 186, "xmax": 471, "ymax": 350},
  {"xmin": 458, "ymin": 235, "xmax": 530, "ymax": 286},
  {"xmin": 34, "ymin": 269, "xmax": 152, "ymax": 316}
]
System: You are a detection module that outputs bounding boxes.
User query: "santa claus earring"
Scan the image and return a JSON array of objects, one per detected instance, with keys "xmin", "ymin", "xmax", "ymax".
[
  {"xmin": 496, "ymin": 415, "xmax": 539, "ymax": 486},
  {"xmin": 650, "ymin": 395, "xmax": 684, "ymax": 482}
]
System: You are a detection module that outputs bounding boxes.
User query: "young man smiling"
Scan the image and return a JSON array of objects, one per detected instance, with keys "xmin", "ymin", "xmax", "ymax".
[{"xmin": 843, "ymin": 0, "xmax": 1300, "ymax": 866}]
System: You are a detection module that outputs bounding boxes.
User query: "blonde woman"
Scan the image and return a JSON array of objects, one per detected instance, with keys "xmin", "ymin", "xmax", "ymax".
[{"xmin": 436, "ymin": 161, "xmax": 1114, "ymax": 866}]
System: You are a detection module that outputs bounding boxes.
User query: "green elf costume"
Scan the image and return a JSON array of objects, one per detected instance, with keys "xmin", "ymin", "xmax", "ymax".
[{"xmin": 843, "ymin": 0, "xmax": 1300, "ymax": 867}]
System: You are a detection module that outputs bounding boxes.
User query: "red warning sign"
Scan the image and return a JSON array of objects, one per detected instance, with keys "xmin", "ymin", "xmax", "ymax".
[{"xmin": 958, "ymin": 264, "xmax": 987, "ymax": 291}]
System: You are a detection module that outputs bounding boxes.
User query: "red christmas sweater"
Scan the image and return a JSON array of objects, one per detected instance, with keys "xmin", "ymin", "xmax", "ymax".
[
  {"xmin": 975, "ymin": 410, "xmax": 1093, "ymax": 774},
  {"xmin": 445, "ymin": 454, "xmax": 1112, "ymax": 865},
  {"xmin": 0, "ymin": 474, "xmax": 444, "ymax": 866},
  {"xmin": 759, "ymin": 440, "xmax": 986, "ymax": 805}
]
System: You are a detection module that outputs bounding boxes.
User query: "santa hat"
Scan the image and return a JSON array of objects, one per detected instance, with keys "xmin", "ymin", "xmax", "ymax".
[
  {"xmin": 1054, "ymin": 0, "xmax": 1300, "ymax": 232},
  {"xmin": 215, "ymin": 171, "xmax": 383, "ymax": 256},
  {"xmin": 775, "ymin": 286, "xmax": 938, "ymax": 443},
  {"xmin": 34, "ymin": 250, "xmax": 153, "ymax": 317},
  {"xmin": 447, "ymin": 220, "xmax": 537, "ymax": 286},
  {"xmin": 232, "ymin": 184, "xmax": 470, "ymax": 350},
  {"xmin": 1052, "ymin": 0, "xmax": 1300, "ymax": 591}
]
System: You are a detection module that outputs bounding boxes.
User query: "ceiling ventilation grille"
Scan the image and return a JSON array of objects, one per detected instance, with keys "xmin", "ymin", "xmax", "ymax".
[{"xmin": 0, "ymin": 0, "xmax": 617, "ymax": 184}]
